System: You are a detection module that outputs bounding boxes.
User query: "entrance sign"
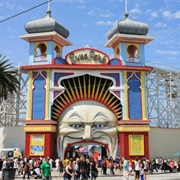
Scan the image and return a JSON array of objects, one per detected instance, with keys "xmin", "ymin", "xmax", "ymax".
[
  {"xmin": 129, "ymin": 135, "xmax": 144, "ymax": 156},
  {"xmin": 66, "ymin": 48, "xmax": 109, "ymax": 64},
  {"xmin": 30, "ymin": 135, "xmax": 45, "ymax": 156}
]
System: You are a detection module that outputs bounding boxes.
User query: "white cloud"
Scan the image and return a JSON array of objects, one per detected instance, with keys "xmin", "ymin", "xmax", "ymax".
[
  {"xmin": 151, "ymin": 11, "xmax": 158, "ymax": 18},
  {"xmin": 156, "ymin": 50, "xmax": 179, "ymax": 56},
  {"xmin": 96, "ymin": 20, "xmax": 116, "ymax": 26},
  {"xmin": 87, "ymin": 11, "xmax": 95, "ymax": 16},
  {"xmin": 100, "ymin": 13, "xmax": 114, "ymax": 18},
  {"xmin": 77, "ymin": 4, "xmax": 86, "ymax": 9},
  {"xmin": 7, "ymin": 27, "xmax": 16, "ymax": 33},
  {"xmin": 3, "ymin": 2, "xmax": 15, "ymax": 10},
  {"xmin": 154, "ymin": 22, "xmax": 167, "ymax": 28},
  {"xmin": 162, "ymin": 10, "xmax": 172, "ymax": 18},
  {"xmin": 174, "ymin": 11, "xmax": 180, "ymax": 19},
  {"xmin": 160, "ymin": 10, "xmax": 180, "ymax": 19},
  {"xmin": 130, "ymin": 8, "xmax": 141, "ymax": 14}
]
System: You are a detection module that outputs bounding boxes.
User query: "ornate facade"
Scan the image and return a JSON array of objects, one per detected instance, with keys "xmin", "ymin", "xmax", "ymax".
[{"xmin": 20, "ymin": 10, "xmax": 153, "ymax": 160}]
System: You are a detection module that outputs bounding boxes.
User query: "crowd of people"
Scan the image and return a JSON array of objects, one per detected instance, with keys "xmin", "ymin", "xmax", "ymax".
[{"xmin": 0, "ymin": 155, "xmax": 179, "ymax": 180}]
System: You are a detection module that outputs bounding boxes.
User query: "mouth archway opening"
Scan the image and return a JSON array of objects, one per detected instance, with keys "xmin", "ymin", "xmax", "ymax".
[{"xmin": 64, "ymin": 142, "xmax": 110, "ymax": 160}]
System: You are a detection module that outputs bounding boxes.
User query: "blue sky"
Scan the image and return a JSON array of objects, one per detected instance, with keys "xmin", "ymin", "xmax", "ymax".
[{"xmin": 0, "ymin": 0, "xmax": 180, "ymax": 69}]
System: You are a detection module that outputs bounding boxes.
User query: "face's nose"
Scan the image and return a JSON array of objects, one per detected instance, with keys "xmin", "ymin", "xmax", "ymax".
[{"xmin": 83, "ymin": 125, "xmax": 92, "ymax": 140}]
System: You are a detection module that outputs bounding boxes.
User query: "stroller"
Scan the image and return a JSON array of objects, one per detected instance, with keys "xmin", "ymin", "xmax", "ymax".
[{"xmin": 33, "ymin": 167, "xmax": 42, "ymax": 179}]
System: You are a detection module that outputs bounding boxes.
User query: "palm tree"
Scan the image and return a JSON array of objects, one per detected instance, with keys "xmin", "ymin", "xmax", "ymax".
[{"xmin": 0, "ymin": 54, "xmax": 20, "ymax": 101}]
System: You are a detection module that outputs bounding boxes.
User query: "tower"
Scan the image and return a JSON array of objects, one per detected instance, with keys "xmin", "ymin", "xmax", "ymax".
[
  {"xmin": 105, "ymin": 12, "xmax": 153, "ymax": 159},
  {"xmin": 20, "ymin": 9, "xmax": 72, "ymax": 158}
]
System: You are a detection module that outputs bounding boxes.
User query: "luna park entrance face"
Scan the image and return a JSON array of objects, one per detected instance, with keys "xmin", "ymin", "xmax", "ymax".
[{"xmin": 56, "ymin": 101, "xmax": 119, "ymax": 160}]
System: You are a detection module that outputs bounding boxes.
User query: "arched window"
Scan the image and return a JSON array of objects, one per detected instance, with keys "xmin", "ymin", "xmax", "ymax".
[
  {"xmin": 34, "ymin": 43, "xmax": 47, "ymax": 62},
  {"xmin": 54, "ymin": 45, "xmax": 62, "ymax": 58},
  {"xmin": 127, "ymin": 45, "xmax": 140, "ymax": 63}
]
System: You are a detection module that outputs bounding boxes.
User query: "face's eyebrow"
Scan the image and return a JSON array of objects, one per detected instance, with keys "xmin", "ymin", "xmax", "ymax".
[
  {"xmin": 93, "ymin": 112, "xmax": 109, "ymax": 122},
  {"xmin": 68, "ymin": 112, "xmax": 84, "ymax": 122}
]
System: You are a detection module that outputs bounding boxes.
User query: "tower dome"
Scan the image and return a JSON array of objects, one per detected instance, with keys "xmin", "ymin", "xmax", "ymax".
[
  {"xmin": 25, "ymin": 10, "xmax": 69, "ymax": 38},
  {"xmin": 107, "ymin": 13, "xmax": 149, "ymax": 40}
]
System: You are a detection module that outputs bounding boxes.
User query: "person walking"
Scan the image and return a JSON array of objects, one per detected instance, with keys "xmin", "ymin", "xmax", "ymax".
[
  {"xmin": 139, "ymin": 159, "xmax": 144, "ymax": 180},
  {"xmin": 128, "ymin": 159, "xmax": 133, "ymax": 176},
  {"xmin": 143, "ymin": 158, "xmax": 148, "ymax": 180},
  {"xmin": 122, "ymin": 157, "xmax": 129, "ymax": 180},
  {"xmin": 40, "ymin": 157, "xmax": 52, "ymax": 180},
  {"xmin": 63, "ymin": 160, "xmax": 74, "ymax": 180},
  {"xmin": 1, "ymin": 158, "xmax": 8, "ymax": 180},
  {"xmin": 134, "ymin": 157, "xmax": 140, "ymax": 180},
  {"xmin": 22, "ymin": 160, "xmax": 30, "ymax": 179},
  {"xmin": 90, "ymin": 159, "xmax": 98, "ymax": 180}
]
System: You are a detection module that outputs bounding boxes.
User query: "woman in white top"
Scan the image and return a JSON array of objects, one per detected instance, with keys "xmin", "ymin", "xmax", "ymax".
[
  {"xmin": 143, "ymin": 158, "xmax": 148, "ymax": 180},
  {"xmin": 134, "ymin": 157, "xmax": 140, "ymax": 180}
]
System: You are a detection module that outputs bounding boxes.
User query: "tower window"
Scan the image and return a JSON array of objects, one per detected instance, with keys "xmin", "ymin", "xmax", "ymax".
[
  {"xmin": 127, "ymin": 45, "xmax": 140, "ymax": 63},
  {"xmin": 114, "ymin": 46, "xmax": 120, "ymax": 58},
  {"xmin": 54, "ymin": 45, "xmax": 62, "ymax": 58},
  {"xmin": 34, "ymin": 43, "xmax": 47, "ymax": 62}
]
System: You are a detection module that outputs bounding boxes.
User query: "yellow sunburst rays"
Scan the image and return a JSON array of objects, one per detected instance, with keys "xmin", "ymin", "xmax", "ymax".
[
  {"xmin": 83, "ymin": 75, "xmax": 87, "ymax": 99},
  {"xmin": 95, "ymin": 78, "xmax": 101, "ymax": 99},
  {"xmin": 110, "ymin": 100, "xmax": 122, "ymax": 120},
  {"xmin": 62, "ymin": 81, "xmax": 74, "ymax": 103},
  {"xmin": 116, "ymin": 111, "xmax": 122, "ymax": 120},
  {"xmin": 109, "ymin": 98, "xmax": 119, "ymax": 109},
  {"xmin": 88, "ymin": 75, "xmax": 91, "ymax": 99},
  {"xmin": 52, "ymin": 81, "xmax": 74, "ymax": 119},
  {"xmin": 52, "ymin": 75, "xmax": 122, "ymax": 121},
  {"xmin": 52, "ymin": 101, "xmax": 64, "ymax": 119},
  {"xmin": 73, "ymin": 78, "xmax": 80, "ymax": 100},
  {"xmin": 101, "ymin": 82, "xmax": 112, "ymax": 103},
  {"xmin": 56, "ymin": 98, "xmax": 66, "ymax": 109},
  {"xmin": 106, "ymin": 95, "xmax": 114, "ymax": 107},
  {"xmin": 61, "ymin": 92, "xmax": 71, "ymax": 105},
  {"xmin": 97, "ymin": 79, "xmax": 107, "ymax": 102},
  {"xmin": 78, "ymin": 76, "xmax": 83, "ymax": 99},
  {"xmin": 67, "ymin": 79, "xmax": 77, "ymax": 101},
  {"xmin": 91, "ymin": 77, "xmax": 96, "ymax": 99},
  {"xmin": 103, "ymin": 93, "xmax": 111, "ymax": 104}
]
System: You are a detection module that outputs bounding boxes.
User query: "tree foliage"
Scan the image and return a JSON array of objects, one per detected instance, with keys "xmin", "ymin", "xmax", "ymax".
[{"xmin": 0, "ymin": 54, "xmax": 20, "ymax": 101}]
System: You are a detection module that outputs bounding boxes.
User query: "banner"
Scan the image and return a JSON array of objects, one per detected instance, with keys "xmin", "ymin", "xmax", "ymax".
[
  {"xmin": 129, "ymin": 135, "xmax": 144, "ymax": 156},
  {"xmin": 30, "ymin": 135, "xmax": 45, "ymax": 156}
]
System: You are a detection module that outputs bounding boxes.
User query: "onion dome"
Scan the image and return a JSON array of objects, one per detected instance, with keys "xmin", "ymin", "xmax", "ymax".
[
  {"xmin": 25, "ymin": 10, "xmax": 69, "ymax": 38},
  {"xmin": 107, "ymin": 13, "xmax": 149, "ymax": 40}
]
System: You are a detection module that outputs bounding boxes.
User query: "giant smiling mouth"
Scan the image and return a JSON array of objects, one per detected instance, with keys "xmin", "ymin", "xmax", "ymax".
[
  {"xmin": 65, "ymin": 140, "xmax": 109, "ymax": 153},
  {"xmin": 58, "ymin": 137, "xmax": 113, "ymax": 159}
]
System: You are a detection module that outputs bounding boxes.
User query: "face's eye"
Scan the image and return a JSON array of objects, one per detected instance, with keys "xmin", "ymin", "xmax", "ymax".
[
  {"xmin": 93, "ymin": 123, "xmax": 107, "ymax": 128},
  {"xmin": 70, "ymin": 124, "xmax": 83, "ymax": 129}
]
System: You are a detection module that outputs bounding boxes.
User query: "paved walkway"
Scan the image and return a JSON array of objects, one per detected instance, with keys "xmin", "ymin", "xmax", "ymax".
[{"xmin": 14, "ymin": 169, "xmax": 180, "ymax": 180}]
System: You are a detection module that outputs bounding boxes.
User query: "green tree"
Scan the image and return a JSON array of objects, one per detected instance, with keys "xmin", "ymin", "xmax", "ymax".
[{"xmin": 0, "ymin": 54, "xmax": 20, "ymax": 101}]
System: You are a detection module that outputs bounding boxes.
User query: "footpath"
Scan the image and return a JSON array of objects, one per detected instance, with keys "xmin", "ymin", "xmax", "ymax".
[{"xmin": 14, "ymin": 168, "xmax": 180, "ymax": 180}]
